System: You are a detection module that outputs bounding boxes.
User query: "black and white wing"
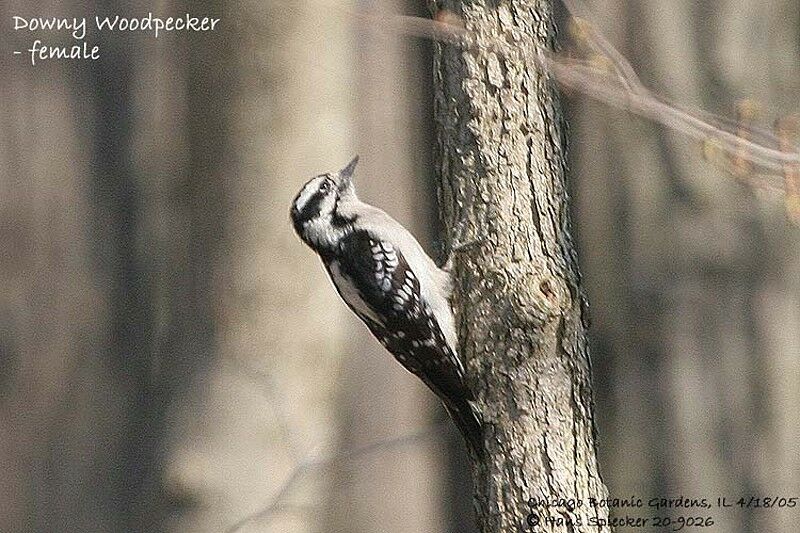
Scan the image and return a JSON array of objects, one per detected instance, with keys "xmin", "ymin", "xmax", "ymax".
[
  {"xmin": 322, "ymin": 229, "xmax": 481, "ymax": 453},
  {"xmin": 325, "ymin": 230, "xmax": 471, "ymax": 401}
]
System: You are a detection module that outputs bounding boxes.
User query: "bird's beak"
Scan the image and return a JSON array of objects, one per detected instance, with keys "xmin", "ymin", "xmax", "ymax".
[{"xmin": 336, "ymin": 155, "xmax": 359, "ymax": 193}]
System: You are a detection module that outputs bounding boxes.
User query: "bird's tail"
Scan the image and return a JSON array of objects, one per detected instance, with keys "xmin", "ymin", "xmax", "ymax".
[{"xmin": 443, "ymin": 397, "xmax": 484, "ymax": 459}]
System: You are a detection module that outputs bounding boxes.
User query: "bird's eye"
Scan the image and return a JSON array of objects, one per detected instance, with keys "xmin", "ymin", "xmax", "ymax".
[{"xmin": 319, "ymin": 180, "xmax": 331, "ymax": 193}]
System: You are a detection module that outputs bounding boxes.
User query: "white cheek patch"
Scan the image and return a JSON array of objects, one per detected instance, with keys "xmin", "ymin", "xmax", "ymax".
[
  {"xmin": 299, "ymin": 194, "xmax": 339, "ymax": 247},
  {"xmin": 305, "ymin": 215, "xmax": 345, "ymax": 249}
]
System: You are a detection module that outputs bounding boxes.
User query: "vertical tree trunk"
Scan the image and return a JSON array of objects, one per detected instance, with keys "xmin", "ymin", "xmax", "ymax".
[
  {"xmin": 2, "ymin": 0, "xmax": 229, "ymax": 530},
  {"xmin": 164, "ymin": 1, "xmax": 356, "ymax": 532},
  {"xmin": 569, "ymin": 2, "xmax": 800, "ymax": 533},
  {"xmin": 1, "ymin": 1, "xmax": 101, "ymax": 526},
  {"xmin": 432, "ymin": 1, "xmax": 609, "ymax": 531}
]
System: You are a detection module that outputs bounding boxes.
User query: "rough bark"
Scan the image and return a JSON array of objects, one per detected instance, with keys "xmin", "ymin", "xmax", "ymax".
[{"xmin": 432, "ymin": 1, "xmax": 609, "ymax": 531}]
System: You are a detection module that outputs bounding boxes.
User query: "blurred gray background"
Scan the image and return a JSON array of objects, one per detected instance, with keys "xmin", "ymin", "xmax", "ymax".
[{"xmin": 0, "ymin": 0, "xmax": 798, "ymax": 532}]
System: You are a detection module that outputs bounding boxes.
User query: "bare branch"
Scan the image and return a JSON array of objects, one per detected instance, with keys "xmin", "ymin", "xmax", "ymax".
[
  {"xmin": 562, "ymin": 0, "xmax": 646, "ymax": 94},
  {"xmin": 344, "ymin": 2, "xmax": 798, "ymax": 193},
  {"xmin": 223, "ymin": 422, "xmax": 448, "ymax": 533}
]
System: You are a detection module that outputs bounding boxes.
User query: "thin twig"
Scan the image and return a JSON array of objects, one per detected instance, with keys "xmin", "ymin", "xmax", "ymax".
[
  {"xmin": 562, "ymin": 0, "xmax": 646, "ymax": 94},
  {"xmin": 348, "ymin": 4, "xmax": 798, "ymax": 184},
  {"xmin": 223, "ymin": 421, "xmax": 448, "ymax": 533}
]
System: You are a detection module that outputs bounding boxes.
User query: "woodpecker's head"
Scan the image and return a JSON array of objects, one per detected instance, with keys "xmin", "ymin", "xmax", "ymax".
[{"xmin": 291, "ymin": 155, "xmax": 359, "ymax": 250}]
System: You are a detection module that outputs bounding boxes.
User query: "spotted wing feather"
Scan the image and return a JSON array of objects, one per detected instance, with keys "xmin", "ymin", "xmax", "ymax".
[{"xmin": 327, "ymin": 230, "xmax": 472, "ymax": 403}]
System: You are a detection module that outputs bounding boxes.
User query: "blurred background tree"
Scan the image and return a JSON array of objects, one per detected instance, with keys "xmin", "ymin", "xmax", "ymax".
[
  {"xmin": 568, "ymin": 2, "xmax": 800, "ymax": 533},
  {"xmin": 0, "ymin": 0, "xmax": 797, "ymax": 532}
]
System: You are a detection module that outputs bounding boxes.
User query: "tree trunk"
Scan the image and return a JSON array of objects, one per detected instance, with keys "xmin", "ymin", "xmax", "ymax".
[
  {"xmin": 164, "ymin": 1, "xmax": 356, "ymax": 531},
  {"xmin": 432, "ymin": 1, "xmax": 609, "ymax": 531},
  {"xmin": 569, "ymin": 2, "xmax": 800, "ymax": 532},
  {"xmin": 1, "ymin": 0, "xmax": 228, "ymax": 530}
]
